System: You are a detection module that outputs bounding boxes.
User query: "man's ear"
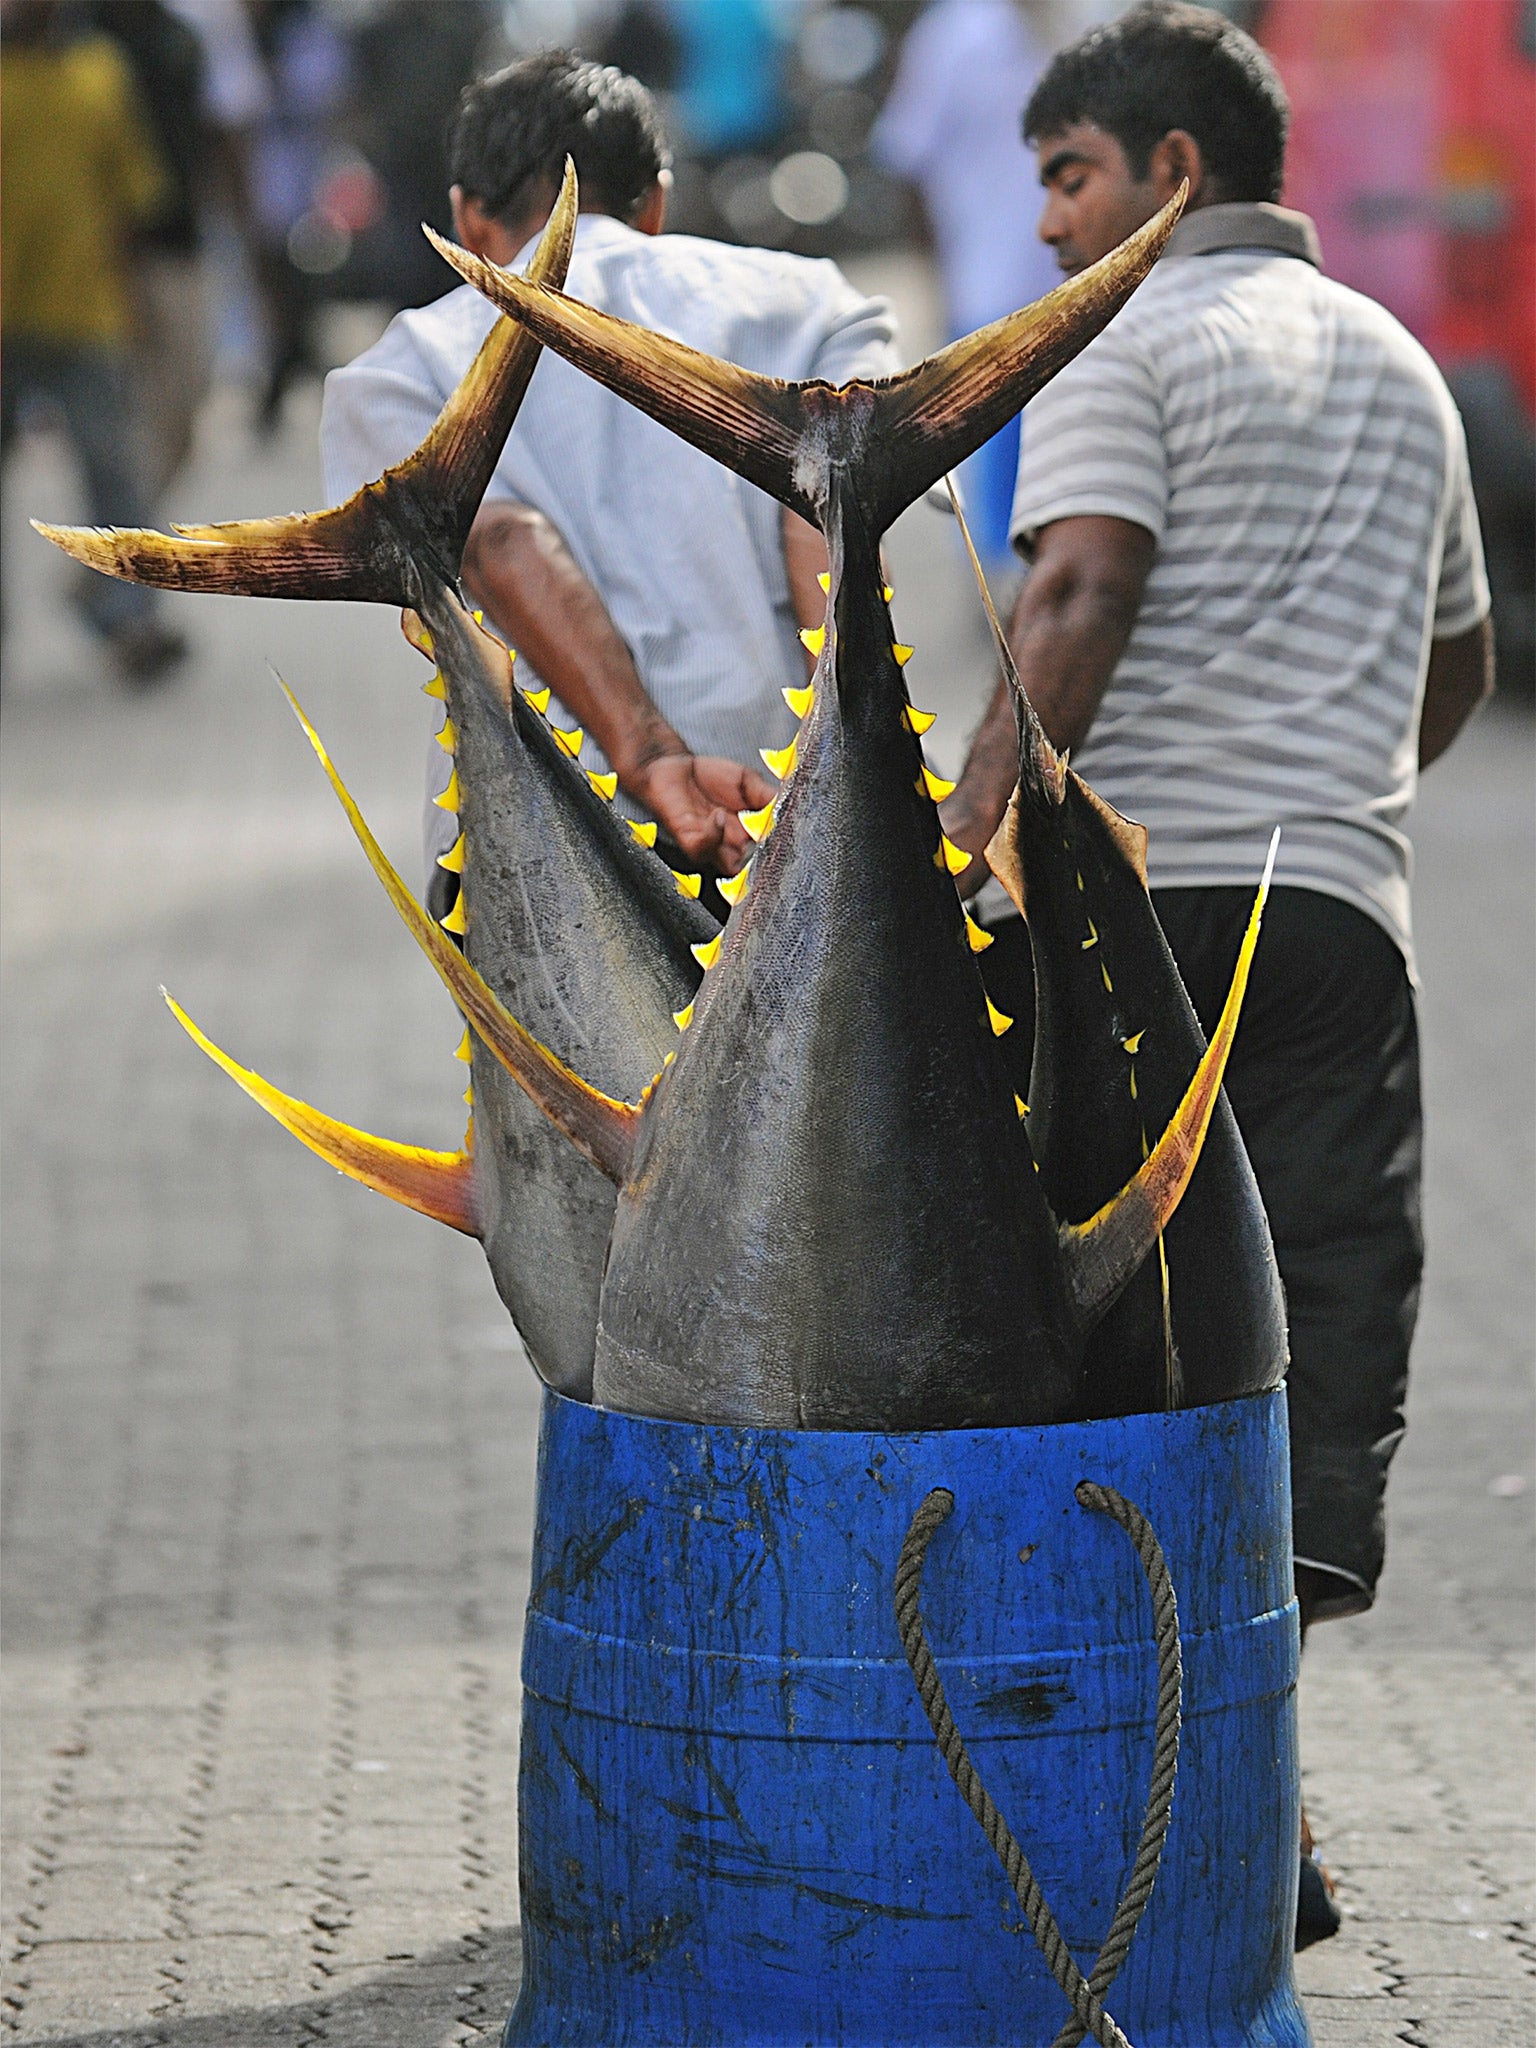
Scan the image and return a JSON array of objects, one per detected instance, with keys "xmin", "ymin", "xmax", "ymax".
[
  {"xmin": 631, "ymin": 178, "xmax": 668, "ymax": 237},
  {"xmin": 450, "ymin": 185, "xmax": 524, "ymax": 263},
  {"xmin": 1149, "ymin": 129, "xmax": 1209, "ymax": 208}
]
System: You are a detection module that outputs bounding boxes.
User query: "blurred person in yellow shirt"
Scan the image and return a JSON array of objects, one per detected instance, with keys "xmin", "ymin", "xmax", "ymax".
[{"xmin": 2, "ymin": 0, "xmax": 187, "ymax": 682}]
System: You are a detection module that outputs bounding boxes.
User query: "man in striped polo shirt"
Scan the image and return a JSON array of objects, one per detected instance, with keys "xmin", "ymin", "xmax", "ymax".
[{"xmin": 943, "ymin": 1, "xmax": 1494, "ymax": 1941}]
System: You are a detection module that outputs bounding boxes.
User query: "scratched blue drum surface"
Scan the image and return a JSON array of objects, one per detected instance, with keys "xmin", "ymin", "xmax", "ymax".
[{"xmin": 504, "ymin": 1388, "xmax": 1311, "ymax": 2048}]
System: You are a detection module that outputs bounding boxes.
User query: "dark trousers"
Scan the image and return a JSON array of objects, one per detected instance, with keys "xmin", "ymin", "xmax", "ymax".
[
  {"xmin": 1, "ymin": 338, "xmax": 157, "ymax": 637},
  {"xmin": 982, "ymin": 887, "xmax": 1422, "ymax": 1615}
]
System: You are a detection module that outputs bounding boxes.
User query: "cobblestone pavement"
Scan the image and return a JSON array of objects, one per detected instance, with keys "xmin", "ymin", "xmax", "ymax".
[{"xmin": 3, "ymin": 341, "xmax": 1532, "ymax": 2046}]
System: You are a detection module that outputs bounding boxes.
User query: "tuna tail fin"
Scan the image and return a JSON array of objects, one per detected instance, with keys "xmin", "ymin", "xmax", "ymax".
[
  {"xmin": 427, "ymin": 186, "xmax": 1183, "ymax": 535},
  {"xmin": 279, "ymin": 678, "xmax": 640, "ymax": 1185},
  {"xmin": 35, "ymin": 164, "xmax": 579, "ymax": 603},
  {"xmin": 1059, "ymin": 831, "xmax": 1279, "ymax": 1329},
  {"xmin": 164, "ymin": 991, "xmax": 482, "ymax": 1235}
]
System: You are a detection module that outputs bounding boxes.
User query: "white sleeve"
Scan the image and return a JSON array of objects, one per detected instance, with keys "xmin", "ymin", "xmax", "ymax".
[
  {"xmin": 1010, "ymin": 327, "xmax": 1169, "ymax": 553},
  {"xmin": 805, "ymin": 265, "xmax": 902, "ymax": 385},
  {"xmin": 1431, "ymin": 410, "xmax": 1492, "ymax": 639},
  {"xmin": 319, "ymin": 350, "xmax": 520, "ymax": 511}
]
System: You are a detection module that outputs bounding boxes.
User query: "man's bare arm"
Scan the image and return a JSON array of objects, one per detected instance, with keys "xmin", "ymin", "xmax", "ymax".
[
  {"xmin": 941, "ymin": 515, "xmax": 1155, "ymax": 892},
  {"xmin": 463, "ymin": 502, "xmax": 773, "ymax": 873},
  {"xmin": 1419, "ymin": 616, "xmax": 1494, "ymax": 769},
  {"xmin": 783, "ymin": 507, "xmax": 831, "ymax": 653}
]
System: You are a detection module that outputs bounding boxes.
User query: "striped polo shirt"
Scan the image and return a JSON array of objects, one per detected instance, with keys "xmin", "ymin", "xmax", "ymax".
[{"xmin": 1010, "ymin": 203, "xmax": 1489, "ymax": 971}]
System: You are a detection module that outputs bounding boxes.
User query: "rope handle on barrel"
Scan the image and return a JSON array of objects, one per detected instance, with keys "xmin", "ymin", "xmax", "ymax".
[{"xmin": 893, "ymin": 1479, "xmax": 1183, "ymax": 2048}]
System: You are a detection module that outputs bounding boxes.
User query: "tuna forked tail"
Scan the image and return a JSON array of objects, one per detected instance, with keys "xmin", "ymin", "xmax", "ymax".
[
  {"xmin": 35, "ymin": 164, "xmax": 578, "ymax": 605},
  {"xmin": 426, "ymin": 184, "xmax": 1183, "ymax": 538}
]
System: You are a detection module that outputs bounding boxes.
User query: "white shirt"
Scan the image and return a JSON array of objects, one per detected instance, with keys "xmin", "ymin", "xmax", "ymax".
[
  {"xmin": 1011, "ymin": 204, "xmax": 1490, "ymax": 970},
  {"xmin": 321, "ymin": 214, "xmax": 898, "ymax": 864}
]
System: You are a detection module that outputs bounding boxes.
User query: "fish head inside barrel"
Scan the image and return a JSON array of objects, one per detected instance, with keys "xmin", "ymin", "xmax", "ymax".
[
  {"xmin": 427, "ymin": 184, "xmax": 1274, "ymax": 1431},
  {"xmin": 982, "ymin": 603, "xmax": 1288, "ymax": 1415},
  {"xmin": 33, "ymin": 165, "xmax": 711, "ymax": 1400}
]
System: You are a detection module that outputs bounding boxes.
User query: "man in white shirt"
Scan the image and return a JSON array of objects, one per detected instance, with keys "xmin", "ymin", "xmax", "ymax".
[
  {"xmin": 942, "ymin": 0, "xmax": 1493, "ymax": 1945},
  {"xmin": 321, "ymin": 49, "xmax": 899, "ymax": 901}
]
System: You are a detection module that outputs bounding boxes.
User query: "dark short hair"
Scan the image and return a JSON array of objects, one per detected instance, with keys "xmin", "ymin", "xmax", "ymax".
[
  {"xmin": 449, "ymin": 49, "xmax": 670, "ymax": 227},
  {"xmin": 1023, "ymin": 2, "xmax": 1288, "ymax": 205}
]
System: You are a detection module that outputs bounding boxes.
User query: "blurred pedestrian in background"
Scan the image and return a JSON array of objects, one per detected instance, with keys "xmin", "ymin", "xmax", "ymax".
[
  {"xmin": 873, "ymin": 0, "xmax": 1059, "ymax": 569},
  {"xmin": 939, "ymin": 0, "xmax": 1493, "ymax": 1947},
  {"xmin": 321, "ymin": 50, "xmax": 898, "ymax": 909},
  {"xmin": 343, "ymin": 0, "xmax": 490, "ymax": 312},
  {"xmin": 92, "ymin": 0, "xmax": 212, "ymax": 504},
  {"xmin": 245, "ymin": 0, "xmax": 350, "ymax": 430},
  {"xmin": 1, "ymin": 0, "xmax": 187, "ymax": 682}
]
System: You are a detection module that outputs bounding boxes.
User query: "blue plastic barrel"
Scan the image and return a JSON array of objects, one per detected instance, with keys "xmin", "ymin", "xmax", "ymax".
[{"xmin": 505, "ymin": 1388, "xmax": 1311, "ymax": 2047}]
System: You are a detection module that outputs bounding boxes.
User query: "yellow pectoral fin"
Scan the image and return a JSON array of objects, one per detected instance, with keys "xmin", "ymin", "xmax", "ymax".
[
  {"xmin": 1060, "ymin": 831, "xmax": 1278, "ymax": 1328},
  {"xmin": 164, "ymin": 992, "xmax": 481, "ymax": 1236},
  {"xmin": 278, "ymin": 678, "xmax": 640, "ymax": 1184}
]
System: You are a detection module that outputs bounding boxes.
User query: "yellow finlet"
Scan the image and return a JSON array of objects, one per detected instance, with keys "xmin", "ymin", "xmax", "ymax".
[
  {"xmin": 663, "ymin": 1050, "xmax": 676, "ymax": 1068},
  {"xmin": 436, "ymin": 716, "xmax": 457, "ymax": 752},
  {"xmin": 919, "ymin": 764, "xmax": 956, "ymax": 802},
  {"xmin": 892, "ymin": 643, "xmax": 915, "ymax": 667},
  {"xmin": 674, "ymin": 871, "xmax": 703, "ymax": 900},
  {"xmin": 673, "ymin": 1002, "xmax": 695, "ymax": 1032},
  {"xmin": 455, "ymin": 1026, "xmax": 473, "ymax": 1064},
  {"xmin": 717, "ymin": 865, "xmax": 750, "ymax": 906},
  {"xmin": 817, "ymin": 570, "xmax": 831, "ymax": 592},
  {"xmin": 552, "ymin": 723, "xmax": 584, "ymax": 758},
  {"xmin": 523, "ymin": 684, "xmax": 551, "ymax": 714},
  {"xmin": 903, "ymin": 705, "xmax": 937, "ymax": 735},
  {"xmin": 463, "ymin": 1079, "xmax": 474, "ymax": 1108},
  {"xmin": 276, "ymin": 678, "xmax": 642, "ymax": 1187},
  {"xmin": 987, "ymin": 997, "xmax": 1014, "ymax": 1037},
  {"xmin": 882, "ymin": 583, "xmax": 894, "ymax": 602},
  {"xmin": 1130, "ymin": 1067, "xmax": 1139, "ymax": 1101},
  {"xmin": 415, "ymin": 627, "xmax": 436, "ymax": 658},
  {"xmin": 163, "ymin": 991, "xmax": 480, "ymax": 1237},
  {"xmin": 761, "ymin": 738, "xmax": 797, "ymax": 780},
  {"xmin": 437, "ymin": 833, "xmax": 466, "ymax": 874},
  {"xmin": 965, "ymin": 915, "xmax": 994, "ymax": 954},
  {"xmin": 1015, "ymin": 1094, "xmax": 1029, "ymax": 1118},
  {"xmin": 799, "ymin": 625, "xmax": 826, "ymax": 657},
  {"xmin": 587, "ymin": 769, "xmax": 618, "ymax": 800},
  {"xmin": 433, "ymin": 768, "xmax": 460, "ymax": 812},
  {"xmin": 691, "ymin": 933, "xmax": 723, "ymax": 970},
  {"xmin": 1081, "ymin": 920, "xmax": 1099, "ymax": 950},
  {"xmin": 1122, "ymin": 1031, "xmax": 1144, "ymax": 1054},
  {"xmin": 935, "ymin": 833, "xmax": 970, "ymax": 877},
  {"xmin": 1101, "ymin": 961, "xmax": 1114, "ymax": 993},
  {"xmin": 740, "ymin": 800, "xmax": 776, "ymax": 843},
  {"xmin": 784, "ymin": 682, "xmax": 815, "ymax": 719},
  {"xmin": 627, "ymin": 818, "xmax": 658, "ymax": 848},
  {"xmin": 441, "ymin": 891, "xmax": 468, "ymax": 936},
  {"xmin": 422, "ymin": 673, "xmax": 446, "ymax": 700}
]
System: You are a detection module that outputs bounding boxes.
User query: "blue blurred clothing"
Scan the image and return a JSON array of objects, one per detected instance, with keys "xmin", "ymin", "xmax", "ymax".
[
  {"xmin": 668, "ymin": 0, "xmax": 788, "ymax": 155},
  {"xmin": 874, "ymin": 0, "xmax": 1057, "ymax": 560}
]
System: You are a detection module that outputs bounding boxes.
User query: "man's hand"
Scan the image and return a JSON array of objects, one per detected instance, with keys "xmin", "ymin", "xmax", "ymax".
[
  {"xmin": 630, "ymin": 753, "xmax": 777, "ymax": 875},
  {"xmin": 940, "ymin": 694, "xmax": 1020, "ymax": 897}
]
